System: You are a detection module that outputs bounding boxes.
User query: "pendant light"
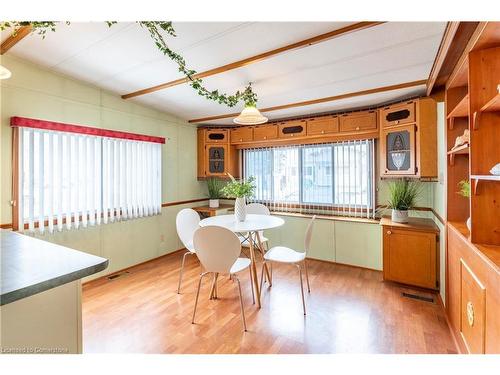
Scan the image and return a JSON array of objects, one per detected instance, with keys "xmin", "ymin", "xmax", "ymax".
[
  {"xmin": 0, "ymin": 65, "xmax": 12, "ymax": 80},
  {"xmin": 233, "ymin": 104, "xmax": 268, "ymax": 125}
]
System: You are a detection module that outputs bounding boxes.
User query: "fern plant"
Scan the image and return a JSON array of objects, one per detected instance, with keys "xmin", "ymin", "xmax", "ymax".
[
  {"xmin": 221, "ymin": 174, "xmax": 255, "ymax": 198},
  {"xmin": 206, "ymin": 178, "xmax": 225, "ymax": 199},
  {"xmin": 387, "ymin": 179, "xmax": 422, "ymax": 211}
]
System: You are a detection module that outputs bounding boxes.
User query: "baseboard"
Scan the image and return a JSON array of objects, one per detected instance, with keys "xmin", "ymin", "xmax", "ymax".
[
  {"xmin": 82, "ymin": 247, "xmax": 187, "ymax": 286},
  {"xmin": 306, "ymin": 256, "xmax": 382, "ymax": 272}
]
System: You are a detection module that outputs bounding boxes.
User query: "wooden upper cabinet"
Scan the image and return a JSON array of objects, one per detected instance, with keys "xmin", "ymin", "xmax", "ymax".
[
  {"xmin": 230, "ymin": 127, "xmax": 253, "ymax": 144},
  {"xmin": 278, "ymin": 120, "xmax": 307, "ymax": 138},
  {"xmin": 306, "ymin": 116, "xmax": 339, "ymax": 136},
  {"xmin": 339, "ymin": 110, "xmax": 377, "ymax": 133},
  {"xmin": 253, "ymin": 124, "xmax": 278, "ymax": 142},
  {"xmin": 205, "ymin": 129, "xmax": 228, "ymax": 143},
  {"xmin": 380, "ymin": 101, "xmax": 416, "ymax": 128}
]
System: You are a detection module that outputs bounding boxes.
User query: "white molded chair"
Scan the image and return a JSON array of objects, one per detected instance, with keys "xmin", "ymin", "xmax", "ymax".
[
  {"xmin": 240, "ymin": 203, "xmax": 270, "ymax": 251},
  {"xmin": 175, "ymin": 208, "xmax": 200, "ymax": 294},
  {"xmin": 192, "ymin": 226, "xmax": 252, "ymax": 331},
  {"xmin": 260, "ymin": 215, "xmax": 316, "ymax": 315}
]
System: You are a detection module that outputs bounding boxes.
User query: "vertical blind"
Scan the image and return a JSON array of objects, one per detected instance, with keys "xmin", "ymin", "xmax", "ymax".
[
  {"xmin": 16, "ymin": 124, "xmax": 162, "ymax": 234},
  {"xmin": 244, "ymin": 139, "xmax": 375, "ymax": 218}
]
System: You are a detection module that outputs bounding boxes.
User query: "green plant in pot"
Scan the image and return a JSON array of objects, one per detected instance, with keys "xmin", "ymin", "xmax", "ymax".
[
  {"xmin": 206, "ymin": 178, "xmax": 225, "ymax": 208},
  {"xmin": 221, "ymin": 174, "xmax": 255, "ymax": 222},
  {"xmin": 457, "ymin": 179, "xmax": 471, "ymax": 231},
  {"xmin": 387, "ymin": 179, "xmax": 422, "ymax": 223}
]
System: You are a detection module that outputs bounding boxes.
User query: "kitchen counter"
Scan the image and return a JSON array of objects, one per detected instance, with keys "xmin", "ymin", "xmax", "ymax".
[{"xmin": 1, "ymin": 229, "xmax": 108, "ymax": 305}]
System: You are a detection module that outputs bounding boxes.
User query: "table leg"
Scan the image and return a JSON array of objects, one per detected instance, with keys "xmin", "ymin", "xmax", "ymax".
[
  {"xmin": 256, "ymin": 231, "xmax": 271, "ymax": 284},
  {"xmin": 249, "ymin": 231, "xmax": 261, "ymax": 308}
]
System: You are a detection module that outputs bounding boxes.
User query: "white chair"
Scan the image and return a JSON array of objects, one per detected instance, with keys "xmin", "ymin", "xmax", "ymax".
[
  {"xmin": 192, "ymin": 226, "xmax": 252, "ymax": 331},
  {"xmin": 175, "ymin": 208, "xmax": 200, "ymax": 294},
  {"xmin": 240, "ymin": 203, "xmax": 270, "ymax": 252},
  {"xmin": 260, "ymin": 215, "xmax": 316, "ymax": 315}
]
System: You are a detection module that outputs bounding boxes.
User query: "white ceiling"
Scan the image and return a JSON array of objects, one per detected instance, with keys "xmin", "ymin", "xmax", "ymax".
[{"xmin": 1, "ymin": 22, "xmax": 446, "ymax": 125}]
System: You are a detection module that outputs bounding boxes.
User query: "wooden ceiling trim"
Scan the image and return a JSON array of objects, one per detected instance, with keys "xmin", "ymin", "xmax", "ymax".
[
  {"xmin": 426, "ymin": 22, "xmax": 460, "ymax": 96},
  {"xmin": 1, "ymin": 25, "xmax": 33, "ymax": 55},
  {"xmin": 121, "ymin": 21, "xmax": 385, "ymax": 100},
  {"xmin": 188, "ymin": 79, "xmax": 427, "ymax": 123}
]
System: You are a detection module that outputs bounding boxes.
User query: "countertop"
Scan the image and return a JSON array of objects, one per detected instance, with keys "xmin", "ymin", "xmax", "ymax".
[
  {"xmin": 0, "ymin": 229, "xmax": 108, "ymax": 305},
  {"xmin": 380, "ymin": 216, "xmax": 440, "ymax": 234}
]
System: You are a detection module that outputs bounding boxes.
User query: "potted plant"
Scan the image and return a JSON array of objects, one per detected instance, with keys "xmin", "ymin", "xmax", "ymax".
[
  {"xmin": 221, "ymin": 174, "xmax": 255, "ymax": 222},
  {"xmin": 387, "ymin": 179, "xmax": 421, "ymax": 223},
  {"xmin": 457, "ymin": 179, "xmax": 471, "ymax": 231},
  {"xmin": 206, "ymin": 178, "xmax": 225, "ymax": 208}
]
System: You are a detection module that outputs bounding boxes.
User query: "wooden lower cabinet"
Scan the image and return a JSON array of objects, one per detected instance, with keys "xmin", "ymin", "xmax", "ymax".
[
  {"xmin": 381, "ymin": 217, "xmax": 439, "ymax": 290},
  {"xmin": 447, "ymin": 223, "xmax": 500, "ymax": 354}
]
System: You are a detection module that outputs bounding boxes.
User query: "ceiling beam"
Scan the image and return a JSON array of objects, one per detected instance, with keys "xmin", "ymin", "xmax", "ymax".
[
  {"xmin": 121, "ymin": 21, "xmax": 385, "ymax": 100},
  {"xmin": 1, "ymin": 25, "xmax": 32, "ymax": 55},
  {"xmin": 426, "ymin": 22, "xmax": 460, "ymax": 96},
  {"xmin": 188, "ymin": 79, "xmax": 427, "ymax": 123}
]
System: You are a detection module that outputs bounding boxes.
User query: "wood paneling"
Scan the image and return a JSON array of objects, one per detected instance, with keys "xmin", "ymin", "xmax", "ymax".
[
  {"xmin": 380, "ymin": 101, "xmax": 415, "ymax": 128},
  {"xmin": 253, "ymin": 124, "xmax": 278, "ymax": 142},
  {"xmin": 121, "ymin": 22, "xmax": 385, "ymax": 99},
  {"xmin": 306, "ymin": 116, "xmax": 339, "ymax": 136},
  {"xmin": 277, "ymin": 119, "xmax": 307, "ymax": 138},
  {"xmin": 339, "ymin": 110, "xmax": 377, "ymax": 133},
  {"xmin": 81, "ymin": 250, "xmax": 457, "ymax": 354},
  {"xmin": 230, "ymin": 127, "xmax": 253, "ymax": 144},
  {"xmin": 205, "ymin": 129, "xmax": 228, "ymax": 144}
]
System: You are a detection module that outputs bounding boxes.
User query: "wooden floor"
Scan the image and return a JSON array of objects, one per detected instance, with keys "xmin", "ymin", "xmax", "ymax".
[{"xmin": 82, "ymin": 251, "xmax": 457, "ymax": 354}]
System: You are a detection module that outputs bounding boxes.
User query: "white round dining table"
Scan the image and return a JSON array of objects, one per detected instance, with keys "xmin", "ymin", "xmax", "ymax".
[{"xmin": 199, "ymin": 213, "xmax": 284, "ymax": 308}]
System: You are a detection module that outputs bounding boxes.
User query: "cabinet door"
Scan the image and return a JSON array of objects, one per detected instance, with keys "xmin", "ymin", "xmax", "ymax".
[
  {"xmin": 460, "ymin": 260, "xmax": 486, "ymax": 354},
  {"xmin": 253, "ymin": 124, "xmax": 278, "ymax": 141},
  {"xmin": 381, "ymin": 124, "xmax": 416, "ymax": 176},
  {"xmin": 383, "ymin": 227, "xmax": 437, "ymax": 289},
  {"xmin": 380, "ymin": 101, "xmax": 416, "ymax": 128},
  {"xmin": 339, "ymin": 110, "xmax": 377, "ymax": 133},
  {"xmin": 230, "ymin": 127, "xmax": 253, "ymax": 144},
  {"xmin": 205, "ymin": 129, "xmax": 228, "ymax": 143},
  {"xmin": 306, "ymin": 116, "xmax": 339, "ymax": 135},
  {"xmin": 205, "ymin": 145, "xmax": 227, "ymax": 176},
  {"xmin": 278, "ymin": 120, "xmax": 307, "ymax": 138}
]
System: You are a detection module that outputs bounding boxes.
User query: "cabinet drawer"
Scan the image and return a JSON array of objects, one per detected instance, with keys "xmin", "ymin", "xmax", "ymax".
[
  {"xmin": 230, "ymin": 127, "xmax": 253, "ymax": 143},
  {"xmin": 306, "ymin": 116, "xmax": 339, "ymax": 135},
  {"xmin": 278, "ymin": 120, "xmax": 307, "ymax": 138},
  {"xmin": 460, "ymin": 260, "xmax": 486, "ymax": 354},
  {"xmin": 383, "ymin": 227, "xmax": 437, "ymax": 289},
  {"xmin": 339, "ymin": 110, "xmax": 377, "ymax": 133},
  {"xmin": 205, "ymin": 129, "xmax": 228, "ymax": 143},
  {"xmin": 253, "ymin": 125, "xmax": 278, "ymax": 141},
  {"xmin": 380, "ymin": 101, "xmax": 416, "ymax": 128}
]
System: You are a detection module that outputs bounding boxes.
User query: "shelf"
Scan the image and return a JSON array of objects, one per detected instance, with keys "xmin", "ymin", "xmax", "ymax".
[
  {"xmin": 447, "ymin": 94, "xmax": 469, "ymax": 120},
  {"xmin": 470, "ymin": 174, "xmax": 500, "ymax": 195},
  {"xmin": 479, "ymin": 84, "xmax": 500, "ymax": 113},
  {"xmin": 447, "ymin": 144, "xmax": 469, "ymax": 165}
]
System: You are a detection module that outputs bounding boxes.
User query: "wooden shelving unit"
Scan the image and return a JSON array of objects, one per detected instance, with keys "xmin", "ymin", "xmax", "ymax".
[
  {"xmin": 447, "ymin": 93, "xmax": 469, "ymax": 119},
  {"xmin": 447, "ymin": 144, "xmax": 469, "ymax": 165},
  {"xmin": 470, "ymin": 174, "xmax": 500, "ymax": 195},
  {"xmin": 479, "ymin": 85, "xmax": 500, "ymax": 113}
]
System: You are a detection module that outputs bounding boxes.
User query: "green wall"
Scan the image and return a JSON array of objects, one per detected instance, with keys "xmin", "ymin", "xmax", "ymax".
[{"xmin": 0, "ymin": 55, "xmax": 207, "ymax": 280}]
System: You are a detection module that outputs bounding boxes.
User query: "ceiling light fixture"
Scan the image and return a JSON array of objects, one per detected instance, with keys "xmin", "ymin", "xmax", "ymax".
[
  {"xmin": 233, "ymin": 105, "xmax": 268, "ymax": 125},
  {"xmin": 0, "ymin": 65, "xmax": 12, "ymax": 80}
]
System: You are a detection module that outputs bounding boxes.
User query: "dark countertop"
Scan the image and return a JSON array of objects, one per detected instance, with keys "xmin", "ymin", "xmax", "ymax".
[{"xmin": 0, "ymin": 229, "xmax": 108, "ymax": 306}]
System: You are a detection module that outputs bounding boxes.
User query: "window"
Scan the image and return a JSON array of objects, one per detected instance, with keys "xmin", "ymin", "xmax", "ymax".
[
  {"xmin": 12, "ymin": 117, "xmax": 164, "ymax": 233},
  {"xmin": 243, "ymin": 139, "xmax": 375, "ymax": 218}
]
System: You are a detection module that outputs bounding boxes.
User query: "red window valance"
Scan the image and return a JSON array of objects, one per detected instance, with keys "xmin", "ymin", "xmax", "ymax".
[{"xmin": 10, "ymin": 116, "xmax": 166, "ymax": 144}]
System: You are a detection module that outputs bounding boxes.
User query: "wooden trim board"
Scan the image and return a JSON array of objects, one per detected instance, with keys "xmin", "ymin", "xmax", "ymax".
[{"xmin": 0, "ymin": 25, "xmax": 32, "ymax": 55}]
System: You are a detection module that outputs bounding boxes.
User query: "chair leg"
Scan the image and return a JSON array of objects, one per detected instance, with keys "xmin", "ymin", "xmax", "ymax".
[
  {"xmin": 248, "ymin": 265, "xmax": 255, "ymax": 304},
  {"xmin": 192, "ymin": 272, "xmax": 208, "ymax": 324},
  {"xmin": 296, "ymin": 264, "xmax": 306, "ymax": 315},
  {"xmin": 260, "ymin": 261, "xmax": 266, "ymax": 293},
  {"xmin": 177, "ymin": 251, "xmax": 191, "ymax": 294},
  {"xmin": 304, "ymin": 259, "xmax": 311, "ymax": 293},
  {"xmin": 235, "ymin": 275, "xmax": 247, "ymax": 332}
]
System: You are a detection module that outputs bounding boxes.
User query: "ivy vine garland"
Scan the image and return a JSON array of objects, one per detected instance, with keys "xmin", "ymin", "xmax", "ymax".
[{"xmin": 0, "ymin": 21, "xmax": 258, "ymax": 107}]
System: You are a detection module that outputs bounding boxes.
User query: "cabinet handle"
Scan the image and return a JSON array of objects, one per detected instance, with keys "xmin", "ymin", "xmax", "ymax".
[
  {"xmin": 321, "ymin": 130, "xmax": 325, "ymax": 134},
  {"xmin": 387, "ymin": 230, "xmax": 392, "ymax": 235},
  {"xmin": 239, "ymin": 138, "xmax": 242, "ymax": 142},
  {"xmin": 264, "ymin": 136, "xmax": 267, "ymax": 139},
  {"xmin": 466, "ymin": 301, "xmax": 474, "ymax": 326},
  {"xmin": 395, "ymin": 120, "xmax": 399, "ymax": 124},
  {"xmin": 356, "ymin": 126, "xmax": 360, "ymax": 130},
  {"xmin": 291, "ymin": 134, "xmax": 294, "ymax": 137}
]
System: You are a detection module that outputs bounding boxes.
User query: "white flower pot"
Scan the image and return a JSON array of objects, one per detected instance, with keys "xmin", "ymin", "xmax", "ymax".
[
  {"xmin": 209, "ymin": 199, "xmax": 219, "ymax": 208},
  {"xmin": 234, "ymin": 197, "xmax": 247, "ymax": 222},
  {"xmin": 391, "ymin": 209, "xmax": 409, "ymax": 223}
]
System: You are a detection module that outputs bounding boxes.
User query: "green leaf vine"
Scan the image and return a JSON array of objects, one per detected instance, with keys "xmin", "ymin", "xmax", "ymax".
[{"xmin": 0, "ymin": 21, "xmax": 258, "ymax": 107}]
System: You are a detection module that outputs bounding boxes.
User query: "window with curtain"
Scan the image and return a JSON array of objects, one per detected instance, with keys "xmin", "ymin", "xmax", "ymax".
[
  {"xmin": 243, "ymin": 139, "xmax": 375, "ymax": 218},
  {"xmin": 12, "ymin": 117, "xmax": 164, "ymax": 233}
]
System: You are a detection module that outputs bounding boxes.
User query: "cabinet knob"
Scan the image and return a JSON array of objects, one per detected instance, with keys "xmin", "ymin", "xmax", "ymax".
[
  {"xmin": 395, "ymin": 120, "xmax": 399, "ymax": 124},
  {"xmin": 356, "ymin": 126, "xmax": 360, "ymax": 130},
  {"xmin": 264, "ymin": 136, "xmax": 267, "ymax": 139},
  {"xmin": 321, "ymin": 130, "xmax": 325, "ymax": 134},
  {"xmin": 387, "ymin": 230, "xmax": 392, "ymax": 235},
  {"xmin": 291, "ymin": 134, "xmax": 294, "ymax": 137},
  {"xmin": 239, "ymin": 138, "xmax": 242, "ymax": 142}
]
